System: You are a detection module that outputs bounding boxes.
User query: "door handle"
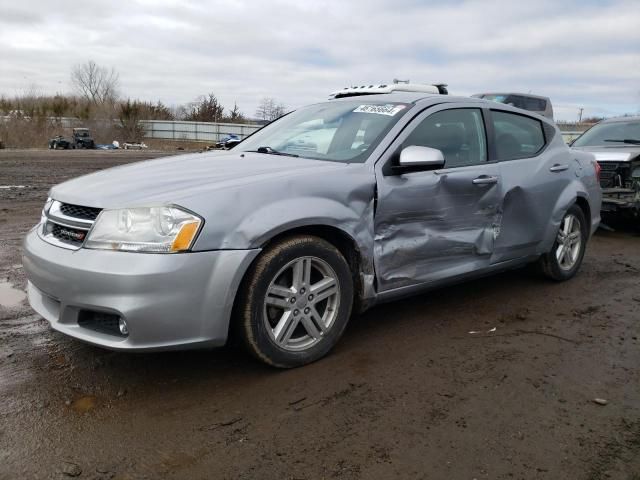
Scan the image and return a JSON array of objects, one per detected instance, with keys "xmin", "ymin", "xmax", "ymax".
[
  {"xmin": 472, "ymin": 175, "xmax": 499, "ymax": 185},
  {"xmin": 549, "ymin": 164, "xmax": 569, "ymax": 172}
]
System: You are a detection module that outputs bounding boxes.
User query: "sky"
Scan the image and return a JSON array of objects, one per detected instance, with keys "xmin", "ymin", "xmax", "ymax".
[{"xmin": 1, "ymin": 0, "xmax": 639, "ymax": 122}]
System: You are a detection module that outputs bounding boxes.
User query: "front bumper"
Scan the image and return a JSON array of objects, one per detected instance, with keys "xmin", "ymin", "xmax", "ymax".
[{"xmin": 22, "ymin": 227, "xmax": 259, "ymax": 351}]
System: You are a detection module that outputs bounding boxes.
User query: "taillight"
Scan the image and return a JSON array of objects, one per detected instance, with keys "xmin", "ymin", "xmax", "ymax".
[{"xmin": 593, "ymin": 160, "xmax": 601, "ymax": 183}]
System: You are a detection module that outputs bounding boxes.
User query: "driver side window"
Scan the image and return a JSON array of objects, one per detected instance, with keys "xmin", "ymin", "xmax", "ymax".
[{"xmin": 404, "ymin": 108, "xmax": 487, "ymax": 168}]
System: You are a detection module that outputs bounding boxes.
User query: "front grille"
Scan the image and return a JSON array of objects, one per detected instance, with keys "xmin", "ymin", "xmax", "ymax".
[
  {"xmin": 597, "ymin": 161, "xmax": 631, "ymax": 189},
  {"xmin": 41, "ymin": 200, "xmax": 99, "ymax": 250},
  {"xmin": 598, "ymin": 162, "xmax": 619, "ymax": 171},
  {"xmin": 48, "ymin": 223, "xmax": 87, "ymax": 246},
  {"xmin": 59, "ymin": 203, "xmax": 101, "ymax": 221},
  {"xmin": 78, "ymin": 310, "xmax": 125, "ymax": 336}
]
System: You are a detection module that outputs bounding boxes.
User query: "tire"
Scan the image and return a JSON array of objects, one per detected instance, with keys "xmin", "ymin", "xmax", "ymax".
[
  {"xmin": 539, "ymin": 204, "xmax": 588, "ymax": 281},
  {"xmin": 237, "ymin": 235, "xmax": 354, "ymax": 368}
]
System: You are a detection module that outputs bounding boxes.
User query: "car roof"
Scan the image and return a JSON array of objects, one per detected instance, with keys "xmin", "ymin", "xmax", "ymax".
[
  {"xmin": 601, "ymin": 116, "xmax": 640, "ymax": 123},
  {"xmin": 329, "ymin": 92, "xmax": 487, "ymax": 105},
  {"xmin": 326, "ymin": 92, "xmax": 554, "ymax": 124}
]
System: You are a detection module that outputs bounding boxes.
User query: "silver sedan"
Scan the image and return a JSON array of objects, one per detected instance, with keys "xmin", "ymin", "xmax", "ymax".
[{"xmin": 23, "ymin": 92, "xmax": 602, "ymax": 367}]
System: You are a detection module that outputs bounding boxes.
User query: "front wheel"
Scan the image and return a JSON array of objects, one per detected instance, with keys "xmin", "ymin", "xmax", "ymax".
[
  {"xmin": 539, "ymin": 204, "xmax": 588, "ymax": 281},
  {"xmin": 236, "ymin": 235, "xmax": 354, "ymax": 368}
]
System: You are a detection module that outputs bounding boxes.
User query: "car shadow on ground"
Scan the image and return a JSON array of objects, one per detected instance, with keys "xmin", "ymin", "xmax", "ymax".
[
  {"xmin": 31, "ymin": 223, "xmax": 637, "ymax": 401},
  {"xmin": 53, "ymin": 265, "xmax": 542, "ymax": 387}
]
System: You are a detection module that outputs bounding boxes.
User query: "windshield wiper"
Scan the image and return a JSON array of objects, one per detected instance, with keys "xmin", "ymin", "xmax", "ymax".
[
  {"xmin": 603, "ymin": 139, "xmax": 640, "ymax": 145},
  {"xmin": 249, "ymin": 146, "xmax": 299, "ymax": 157}
]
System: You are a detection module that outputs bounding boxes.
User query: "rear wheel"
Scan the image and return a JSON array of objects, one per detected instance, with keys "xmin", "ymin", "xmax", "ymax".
[
  {"xmin": 237, "ymin": 235, "xmax": 354, "ymax": 368},
  {"xmin": 540, "ymin": 204, "xmax": 588, "ymax": 281}
]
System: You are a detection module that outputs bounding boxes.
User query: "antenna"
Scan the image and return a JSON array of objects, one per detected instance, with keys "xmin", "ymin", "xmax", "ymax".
[{"xmin": 393, "ymin": 78, "xmax": 410, "ymax": 84}]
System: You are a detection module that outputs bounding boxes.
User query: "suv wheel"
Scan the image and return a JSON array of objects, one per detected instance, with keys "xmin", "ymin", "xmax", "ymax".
[
  {"xmin": 237, "ymin": 235, "xmax": 354, "ymax": 368},
  {"xmin": 540, "ymin": 204, "xmax": 587, "ymax": 281}
]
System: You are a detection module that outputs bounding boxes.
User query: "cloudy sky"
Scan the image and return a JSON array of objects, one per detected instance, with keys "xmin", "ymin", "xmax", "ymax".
[{"xmin": 1, "ymin": 0, "xmax": 639, "ymax": 121}]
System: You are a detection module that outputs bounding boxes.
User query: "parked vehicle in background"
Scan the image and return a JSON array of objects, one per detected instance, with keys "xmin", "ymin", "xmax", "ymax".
[
  {"xmin": 472, "ymin": 92, "xmax": 554, "ymax": 120},
  {"xmin": 23, "ymin": 85, "xmax": 600, "ymax": 368},
  {"xmin": 571, "ymin": 116, "xmax": 640, "ymax": 218},
  {"xmin": 48, "ymin": 135, "xmax": 72, "ymax": 150},
  {"xmin": 122, "ymin": 142, "xmax": 148, "ymax": 150},
  {"xmin": 215, "ymin": 133, "xmax": 241, "ymax": 149},
  {"xmin": 72, "ymin": 128, "xmax": 95, "ymax": 149}
]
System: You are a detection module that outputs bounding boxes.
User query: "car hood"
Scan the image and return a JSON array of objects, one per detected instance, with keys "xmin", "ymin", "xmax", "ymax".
[
  {"xmin": 50, "ymin": 151, "xmax": 348, "ymax": 208},
  {"xmin": 572, "ymin": 145, "xmax": 640, "ymax": 162}
]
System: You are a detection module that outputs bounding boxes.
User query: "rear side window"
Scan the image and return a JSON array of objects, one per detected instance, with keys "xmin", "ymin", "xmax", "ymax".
[
  {"xmin": 492, "ymin": 111, "xmax": 546, "ymax": 161},
  {"xmin": 404, "ymin": 108, "xmax": 487, "ymax": 168}
]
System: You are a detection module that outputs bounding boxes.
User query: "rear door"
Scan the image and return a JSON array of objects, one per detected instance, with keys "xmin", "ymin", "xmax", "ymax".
[
  {"xmin": 373, "ymin": 105, "xmax": 503, "ymax": 292},
  {"xmin": 489, "ymin": 109, "xmax": 570, "ymax": 262}
]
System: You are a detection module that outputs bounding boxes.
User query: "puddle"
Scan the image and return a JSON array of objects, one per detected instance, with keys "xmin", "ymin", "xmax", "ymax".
[{"xmin": 0, "ymin": 280, "xmax": 26, "ymax": 308}]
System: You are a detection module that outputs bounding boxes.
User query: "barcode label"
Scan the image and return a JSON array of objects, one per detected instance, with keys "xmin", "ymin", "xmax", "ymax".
[{"xmin": 353, "ymin": 104, "xmax": 406, "ymax": 116}]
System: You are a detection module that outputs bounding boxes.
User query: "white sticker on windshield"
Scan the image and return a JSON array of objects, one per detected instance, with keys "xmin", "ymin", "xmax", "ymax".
[{"xmin": 353, "ymin": 104, "xmax": 406, "ymax": 116}]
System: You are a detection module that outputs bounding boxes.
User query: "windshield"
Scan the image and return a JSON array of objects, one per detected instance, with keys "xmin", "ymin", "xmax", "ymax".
[
  {"xmin": 572, "ymin": 120, "xmax": 640, "ymax": 147},
  {"xmin": 238, "ymin": 100, "xmax": 411, "ymax": 162}
]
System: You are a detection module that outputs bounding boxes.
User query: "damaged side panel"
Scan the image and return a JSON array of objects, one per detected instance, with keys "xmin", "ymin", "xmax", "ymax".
[{"xmin": 373, "ymin": 163, "xmax": 502, "ymax": 291}]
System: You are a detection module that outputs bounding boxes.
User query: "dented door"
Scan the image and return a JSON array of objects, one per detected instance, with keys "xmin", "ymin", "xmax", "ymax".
[
  {"xmin": 373, "ymin": 106, "xmax": 503, "ymax": 292},
  {"xmin": 488, "ymin": 109, "xmax": 568, "ymax": 263},
  {"xmin": 374, "ymin": 165, "xmax": 502, "ymax": 291}
]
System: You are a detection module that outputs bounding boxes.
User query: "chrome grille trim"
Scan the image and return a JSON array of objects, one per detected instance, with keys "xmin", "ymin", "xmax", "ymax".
[{"xmin": 40, "ymin": 200, "xmax": 101, "ymax": 250}]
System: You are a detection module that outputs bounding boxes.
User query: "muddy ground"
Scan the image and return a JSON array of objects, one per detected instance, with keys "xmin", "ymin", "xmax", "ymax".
[{"xmin": 1, "ymin": 150, "xmax": 639, "ymax": 480}]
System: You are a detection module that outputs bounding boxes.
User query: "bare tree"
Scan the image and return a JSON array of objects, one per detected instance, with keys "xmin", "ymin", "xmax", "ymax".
[
  {"xmin": 71, "ymin": 60, "xmax": 120, "ymax": 105},
  {"xmin": 118, "ymin": 99, "xmax": 146, "ymax": 141},
  {"xmin": 255, "ymin": 97, "xmax": 287, "ymax": 122}
]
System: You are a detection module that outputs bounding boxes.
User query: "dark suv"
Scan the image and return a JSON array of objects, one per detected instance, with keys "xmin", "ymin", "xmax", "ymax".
[{"xmin": 72, "ymin": 128, "xmax": 95, "ymax": 149}]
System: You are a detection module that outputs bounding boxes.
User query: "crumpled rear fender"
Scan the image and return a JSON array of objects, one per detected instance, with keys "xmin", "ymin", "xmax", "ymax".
[{"xmin": 539, "ymin": 181, "xmax": 592, "ymax": 253}]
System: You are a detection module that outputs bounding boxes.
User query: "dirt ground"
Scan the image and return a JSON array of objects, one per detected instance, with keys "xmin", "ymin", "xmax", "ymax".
[{"xmin": 1, "ymin": 150, "xmax": 639, "ymax": 480}]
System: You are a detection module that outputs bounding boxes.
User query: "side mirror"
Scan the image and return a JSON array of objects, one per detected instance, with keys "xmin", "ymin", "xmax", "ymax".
[{"xmin": 397, "ymin": 146, "xmax": 445, "ymax": 171}]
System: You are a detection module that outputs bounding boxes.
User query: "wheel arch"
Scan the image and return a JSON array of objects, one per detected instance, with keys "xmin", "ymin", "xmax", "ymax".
[
  {"xmin": 574, "ymin": 194, "xmax": 592, "ymax": 235},
  {"xmin": 539, "ymin": 182, "xmax": 592, "ymax": 253},
  {"xmin": 228, "ymin": 224, "xmax": 369, "ymax": 342}
]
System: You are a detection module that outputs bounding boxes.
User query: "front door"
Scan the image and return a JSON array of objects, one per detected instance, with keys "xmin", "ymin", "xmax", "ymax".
[{"xmin": 374, "ymin": 106, "xmax": 503, "ymax": 292}]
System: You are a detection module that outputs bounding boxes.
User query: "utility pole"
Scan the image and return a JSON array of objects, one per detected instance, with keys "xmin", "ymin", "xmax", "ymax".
[{"xmin": 578, "ymin": 107, "xmax": 584, "ymax": 123}]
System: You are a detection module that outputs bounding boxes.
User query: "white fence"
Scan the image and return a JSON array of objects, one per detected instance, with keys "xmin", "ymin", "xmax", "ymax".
[
  {"xmin": 140, "ymin": 120, "xmax": 261, "ymax": 143},
  {"xmin": 1, "ymin": 116, "xmax": 262, "ymax": 144}
]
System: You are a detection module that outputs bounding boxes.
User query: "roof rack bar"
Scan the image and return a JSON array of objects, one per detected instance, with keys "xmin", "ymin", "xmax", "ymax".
[{"xmin": 330, "ymin": 82, "xmax": 448, "ymax": 99}]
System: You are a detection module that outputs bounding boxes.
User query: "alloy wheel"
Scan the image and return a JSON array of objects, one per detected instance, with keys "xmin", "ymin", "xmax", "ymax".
[
  {"xmin": 263, "ymin": 256, "xmax": 340, "ymax": 351},
  {"xmin": 556, "ymin": 213, "xmax": 582, "ymax": 270}
]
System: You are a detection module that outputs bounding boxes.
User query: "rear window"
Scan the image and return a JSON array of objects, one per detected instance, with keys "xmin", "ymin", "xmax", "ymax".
[
  {"xmin": 492, "ymin": 111, "xmax": 546, "ymax": 161},
  {"xmin": 482, "ymin": 94, "xmax": 547, "ymax": 112}
]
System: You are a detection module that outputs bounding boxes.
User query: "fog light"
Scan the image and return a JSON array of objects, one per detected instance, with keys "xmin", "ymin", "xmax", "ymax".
[{"xmin": 118, "ymin": 318, "xmax": 129, "ymax": 335}]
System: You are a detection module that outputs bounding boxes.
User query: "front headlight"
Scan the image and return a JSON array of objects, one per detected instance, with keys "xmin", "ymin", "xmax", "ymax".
[{"xmin": 85, "ymin": 206, "xmax": 202, "ymax": 253}]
